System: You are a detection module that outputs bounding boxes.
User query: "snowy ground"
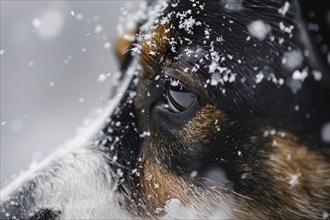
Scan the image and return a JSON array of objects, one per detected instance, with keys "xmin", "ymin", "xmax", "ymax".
[{"xmin": 0, "ymin": 1, "xmax": 137, "ymax": 189}]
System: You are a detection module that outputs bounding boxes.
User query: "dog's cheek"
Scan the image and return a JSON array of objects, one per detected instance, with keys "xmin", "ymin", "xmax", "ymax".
[
  {"xmin": 129, "ymin": 157, "xmax": 234, "ymax": 219},
  {"xmin": 124, "ymin": 105, "xmax": 236, "ymax": 218},
  {"xmin": 180, "ymin": 104, "xmax": 229, "ymax": 144},
  {"xmin": 265, "ymin": 133, "xmax": 330, "ymax": 219}
]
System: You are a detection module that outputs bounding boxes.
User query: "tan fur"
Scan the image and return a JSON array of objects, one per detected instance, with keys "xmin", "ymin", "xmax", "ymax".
[
  {"xmin": 140, "ymin": 21, "xmax": 176, "ymax": 69},
  {"xmin": 133, "ymin": 158, "xmax": 187, "ymax": 217},
  {"xmin": 180, "ymin": 104, "xmax": 229, "ymax": 146},
  {"xmin": 115, "ymin": 28, "xmax": 136, "ymax": 68},
  {"xmin": 131, "ymin": 157, "xmax": 235, "ymax": 218},
  {"xmin": 267, "ymin": 132, "xmax": 330, "ymax": 218}
]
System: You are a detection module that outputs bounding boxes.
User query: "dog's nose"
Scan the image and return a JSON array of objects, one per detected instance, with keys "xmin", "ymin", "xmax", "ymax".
[
  {"xmin": 0, "ymin": 178, "xmax": 62, "ymax": 220},
  {"xmin": 29, "ymin": 209, "xmax": 61, "ymax": 220},
  {"xmin": 1, "ymin": 200, "xmax": 61, "ymax": 220}
]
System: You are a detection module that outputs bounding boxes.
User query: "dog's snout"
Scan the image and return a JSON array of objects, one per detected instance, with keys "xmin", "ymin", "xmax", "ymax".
[
  {"xmin": 0, "ymin": 181, "xmax": 37, "ymax": 219},
  {"xmin": 0, "ymin": 180, "xmax": 61, "ymax": 220},
  {"xmin": 29, "ymin": 209, "xmax": 61, "ymax": 220}
]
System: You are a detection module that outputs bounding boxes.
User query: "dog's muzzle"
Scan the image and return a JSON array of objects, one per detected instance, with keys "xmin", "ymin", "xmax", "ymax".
[{"xmin": 0, "ymin": 63, "xmax": 140, "ymax": 219}]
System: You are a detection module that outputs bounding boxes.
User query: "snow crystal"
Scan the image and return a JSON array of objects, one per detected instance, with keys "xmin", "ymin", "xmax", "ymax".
[
  {"xmin": 64, "ymin": 55, "xmax": 73, "ymax": 64},
  {"xmin": 155, "ymin": 198, "xmax": 181, "ymax": 216},
  {"xmin": 97, "ymin": 73, "xmax": 107, "ymax": 82},
  {"xmin": 204, "ymin": 29, "xmax": 210, "ymax": 39},
  {"xmin": 145, "ymin": 173, "xmax": 153, "ymax": 181},
  {"xmin": 94, "ymin": 24, "xmax": 104, "ymax": 33},
  {"xmin": 247, "ymin": 20, "xmax": 271, "ymax": 41},
  {"xmin": 288, "ymin": 172, "xmax": 301, "ymax": 188},
  {"xmin": 28, "ymin": 61, "xmax": 35, "ymax": 67},
  {"xmin": 117, "ymin": 168, "xmax": 124, "ymax": 177},
  {"xmin": 140, "ymin": 131, "xmax": 151, "ymax": 137},
  {"xmin": 131, "ymin": 168, "xmax": 137, "ymax": 175},
  {"xmin": 78, "ymin": 97, "xmax": 85, "ymax": 103},
  {"xmin": 190, "ymin": 171, "xmax": 198, "ymax": 178},
  {"xmin": 255, "ymin": 72, "xmax": 264, "ymax": 83},
  {"xmin": 70, "ymin": 11, "xmax": 75, "ymax": 16},
  {"xmin": 75, "ymin": 13, "xmax": 84, "ymax": 20},
  {"xmin": 112, "ymin": 155, "xmax": 118, "ymax": 163},
  {"xmin": 287, "ymin": 154, "xmax": 292, "ymax": 160},
  {"xmin": 221, "ymin": 0, "xmax": 243, "ymax": 11},
  {"xmin": 210, "ymin": 74, "xmax": 220, "ymax": 85},
  {"xmin": 282, "ymin": 50, "xmax": 303, "ymax": 71},
  {"xmin": 321, "ymin": 122, "xmax": 330, "ymax": 143},
  {"xmin": 294, "ymin": 105, "xmax": 299, "ymax": 111},
  {"xmin": 292, "ymin": 69, "xmax": 308, "ymax": 81},
  {"xmin": 263, "ymin": 130, "xmax": 270, "ymax": 137},
  {"xmin": 34, "ymin": 9, "xmax": 65, "ymax": 40},
  {"xmin": 216, "ymin": 36, "xmax": 224, "ymax": 42},
  {"xmin": 170, "ymin": 79, "xmax": 180, "ymax": 87},
  {"xmin": 0, "ymin": 49, "xmax": 4, "ymax": 55},
  {"xmin": 164, "ymin": 199, "xmax": 181, "ymax": 214},
  {"xmin": 312, "ymin": 70, "xmax": 322, "ymax": 81},
  {"xmin": 81, "ymin": 48, "xmax": 86, "ymax": 52},
  {"xmin": 32, "ymin": 18, "xmax": 41, "ymax": 28},
  {"xmin": 287, "ymin": 78, "xmax": 302, "ymax": 94},
  {"xmin": 203, "ymin": 168, "xmax": 230, "ymax": 187},
  {"xmin": 1, "ymin": 121, "xmax": 6, "ymax": 126},
  {"xmin": 123, "ymin": 34, "xmax": 135, "ymax": 42},
  {"xmin": 278, "ymin": 2, "xmax": 290, "ymax": 16},
  {"xmin": 272, "ymin": 140, "xmax": 278, "ymax": 147},
  {"xmin": 279, "ymin": 22, "xmax": 294, "ymax": 34},
  {"xmin": 209, "ymin": 62, "xmax": 219, "ymax": 73},
  {"xmin": 179, "ymin": 17, "xmax": 196, "ymax": 34},
  {"xmin": 104, "ymin": 42, "xmax": 111, "ymax": 49},
  {"xmin": 49, "ymin": 81, "xmax": 55, "ymax": 87},
  {"xmin": 241, "ymin": 173, "xmax": 247, "ymax": 179}
]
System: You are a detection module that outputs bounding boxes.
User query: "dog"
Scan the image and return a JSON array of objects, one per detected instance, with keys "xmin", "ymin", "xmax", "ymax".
[{"xmin": 1, "ymin": 0, "xmax": 329, "ymax": 219}]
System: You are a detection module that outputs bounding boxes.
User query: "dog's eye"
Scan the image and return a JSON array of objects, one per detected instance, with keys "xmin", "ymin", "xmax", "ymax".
[{"xmin": 165, "ymin": 78, "xmax": 196, "ymax": 113}]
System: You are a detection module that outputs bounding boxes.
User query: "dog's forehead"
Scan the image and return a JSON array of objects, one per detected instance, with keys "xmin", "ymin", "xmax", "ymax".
[{"xmin": 141, "ymin": 0, "xmax": 297, "ymax": 97}]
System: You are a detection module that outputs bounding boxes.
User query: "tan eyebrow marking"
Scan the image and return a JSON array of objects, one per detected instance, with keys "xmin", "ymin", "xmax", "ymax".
[{"xmin": 140, "ymin": 20, "xmax": 178, "ymax": 70}]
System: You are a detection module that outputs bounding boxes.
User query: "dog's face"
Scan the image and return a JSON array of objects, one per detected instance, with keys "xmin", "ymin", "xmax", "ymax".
[{"xmin": 1, "ymin": 0, "xmax": 329, "ymax": 219}]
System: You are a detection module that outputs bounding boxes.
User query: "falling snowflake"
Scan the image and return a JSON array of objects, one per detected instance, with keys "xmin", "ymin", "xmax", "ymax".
[
  {"xmin": 288, "ymin": 172, "xmax": 301, "ymax": 188},
  {"xmin": 247, "ymin": 20, "xmax": 271, "ymax": 41}
]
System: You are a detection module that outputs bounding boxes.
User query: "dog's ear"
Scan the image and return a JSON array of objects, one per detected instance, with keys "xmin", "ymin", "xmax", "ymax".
[
  {"xmin": 114, "ymin": 1, "xmax": 157, "ymax": 72},
  {"xmin": 115, "ymin": 27, "xmax": 137, "ymax": 72}
]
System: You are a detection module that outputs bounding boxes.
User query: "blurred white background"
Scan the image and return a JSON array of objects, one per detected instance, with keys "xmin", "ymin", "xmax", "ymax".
[{"xmin": 0, "ymin": 1, "xmax": 140, "ymax": 188}]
